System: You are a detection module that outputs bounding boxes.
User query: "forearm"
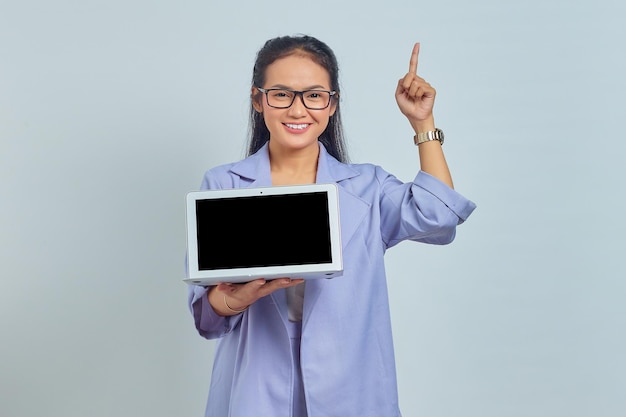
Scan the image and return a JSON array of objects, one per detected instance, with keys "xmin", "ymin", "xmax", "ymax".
[{"xmin": 410, "ymin": 117, "xmax": 454, "ymax": 189}]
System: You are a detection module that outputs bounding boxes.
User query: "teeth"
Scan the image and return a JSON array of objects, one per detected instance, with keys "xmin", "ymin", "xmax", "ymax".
[{"xmin": 285, "ymin": 123, "xmax": 308, "ymax": 130}]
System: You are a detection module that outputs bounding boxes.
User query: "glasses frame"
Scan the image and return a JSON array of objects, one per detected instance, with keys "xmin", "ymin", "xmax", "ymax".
[{"xmin": 256, "ymin": 87, "xmax": 337, "ymax": 110}]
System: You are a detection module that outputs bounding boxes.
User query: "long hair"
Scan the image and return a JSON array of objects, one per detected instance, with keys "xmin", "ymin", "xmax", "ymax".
[{"xmin": 247, "ymin": 35, "xmax": 348, "ymax": 163}]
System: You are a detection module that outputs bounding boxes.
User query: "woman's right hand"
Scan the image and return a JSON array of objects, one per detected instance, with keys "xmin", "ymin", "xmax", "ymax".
[
  {"xmin": 208, "ymin": 278, "xmax": 305, "ymax": 316},
  {"xmin": 395, "ymin": 42, "xmax": 436, "ymax": 132}
]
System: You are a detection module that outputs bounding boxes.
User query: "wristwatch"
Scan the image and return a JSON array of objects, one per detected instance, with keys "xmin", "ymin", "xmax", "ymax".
[{"xmin": 414, "ymin": 128, "xmax": 444, "ymax": 146}]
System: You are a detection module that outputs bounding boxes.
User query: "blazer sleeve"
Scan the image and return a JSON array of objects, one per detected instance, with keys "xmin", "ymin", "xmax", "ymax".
[
  {"xmin": 378, "ymin": 169, "xmax": 476, "ymax": 249},
  {"xmin": 186, "ymin": 168, "xmax": 244, "ymax": 340},
  {"xmin": 187, "ymin": 285, "xmax": 244, "ymax": 340}
]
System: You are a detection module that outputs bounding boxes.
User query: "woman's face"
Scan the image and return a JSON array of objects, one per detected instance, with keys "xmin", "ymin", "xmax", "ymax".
[{"xmin": 253, "ymin": 54, "xmax": 337, "ymax": 156}]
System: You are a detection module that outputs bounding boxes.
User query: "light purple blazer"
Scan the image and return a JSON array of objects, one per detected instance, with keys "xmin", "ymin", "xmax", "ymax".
[{"xmin": 188, "ymin": 142, "xmax": 476, "ymax": 417}]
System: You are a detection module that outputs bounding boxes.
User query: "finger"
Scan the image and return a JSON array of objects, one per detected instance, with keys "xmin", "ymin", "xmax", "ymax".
[
  {"xmin": 401, "ymin": 73, "xmax": 426, "ymax": 92},
  {"xmin": 409, "ymin": 80, "xmax": 426, "ymax": 97},
  {"xmin": 281, "ymin": 278, "xmax": 305, "ymax": 288},
  {"xmin": 270, "ymin": 278, "xmax": 302, "ymax": 288},
  {"xmin": 216, "ymin": 283, "xmax": 237, "ymax": 293},
  {"xmin": 412, "ymin": 85, "xmax": 435, "ymax": 101},
  {"xmin": 232, "ymin": 279, "xmax": 266, "ymax": 295},
  {"xmin": 250, "ymin": 278, "xmax": 296, "ymax": 297},
  {"xmin": 257, "ymin": 277, "xmax": 293, "ymax": 288},
  {"xmin": 251, "ymin": 279, "xmax": 269, "ymax": 290},
  {"xmin": 408, "ymin": 42, "xmax": 420, "ymax": 74},
  {"xmin": 401, "ymin": 73, "xmax": 414, "ymax": 91}
]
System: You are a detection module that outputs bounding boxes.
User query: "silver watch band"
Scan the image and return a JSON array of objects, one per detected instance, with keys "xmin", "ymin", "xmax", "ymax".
[{"xmin": 414, "ymin": 128, "xmax": 444, "ymax": 146}]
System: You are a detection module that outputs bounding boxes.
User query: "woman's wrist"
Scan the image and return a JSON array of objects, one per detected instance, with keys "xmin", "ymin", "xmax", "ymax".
[
  {"xmin": 409, "ymin": 115, "xmax": 435, "ymax": 134},
  {"xmin": 208, "ymin": 286, "xmax": 249, "ymax": 316},
  {"xmin": 223, "ymin": 294, "xmax": 249, "ymax": 314}
]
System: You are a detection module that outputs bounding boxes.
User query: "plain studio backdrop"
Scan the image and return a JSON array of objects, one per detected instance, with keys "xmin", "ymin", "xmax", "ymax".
[{"xmin": 1, "ymin": 1, "xmax": 625, "ymax": 416}]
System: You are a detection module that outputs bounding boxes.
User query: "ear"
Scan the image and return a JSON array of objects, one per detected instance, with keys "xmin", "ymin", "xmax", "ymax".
[{"xmin": 251, "ymin": 87, "xmax": 263, "ymax": 113}]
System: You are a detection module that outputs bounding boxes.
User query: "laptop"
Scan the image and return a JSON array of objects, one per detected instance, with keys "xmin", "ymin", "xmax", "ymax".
[{"xmin": 184, "ymin": 183, "xmax": 343, "ymax": 286}]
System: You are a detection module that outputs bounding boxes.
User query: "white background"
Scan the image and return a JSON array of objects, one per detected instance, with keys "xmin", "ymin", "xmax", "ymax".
[{"xmin": 1, "ymin": 1, "xmax": 625, "ymax": 416}]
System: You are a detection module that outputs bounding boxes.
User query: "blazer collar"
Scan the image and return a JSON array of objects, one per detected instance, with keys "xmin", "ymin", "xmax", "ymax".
[{"xmin": 228, "ymin": 142, "xmax": 359, "ymax": 186}]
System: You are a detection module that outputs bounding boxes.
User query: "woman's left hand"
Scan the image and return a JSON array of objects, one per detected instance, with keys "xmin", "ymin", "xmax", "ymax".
[{"xmin": 395, "ymin": 43, "xmax": 436, "ymax": 125}]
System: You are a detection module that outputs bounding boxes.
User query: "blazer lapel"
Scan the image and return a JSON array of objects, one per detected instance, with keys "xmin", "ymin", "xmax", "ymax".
[
  {"xmin": 228, "ymin": 143, "xmax": 273, "ymax": 188},
  {"xmin": 315, "ymin": 143, "xmax": 371, "ymax": 249},
  {"xmin": 304, "ymin": 145, "xmax": 371, "ymax": 325}
]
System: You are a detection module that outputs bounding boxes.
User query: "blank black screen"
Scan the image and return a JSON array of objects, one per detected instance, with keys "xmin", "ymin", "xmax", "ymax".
[{"xmin": 196, "ymin": 192, "xmax": 332, "ymax": 270}]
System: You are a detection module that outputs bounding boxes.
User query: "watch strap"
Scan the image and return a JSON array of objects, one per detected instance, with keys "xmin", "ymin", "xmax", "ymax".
[{"xmin": 414, "ymin": 128, "xmax": 444, "ymax": 146}]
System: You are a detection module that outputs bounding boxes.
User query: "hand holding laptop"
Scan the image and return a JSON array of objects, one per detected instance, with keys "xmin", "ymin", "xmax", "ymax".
[{"xmin": 208, "ymin": 278, "xmax": 305, "ymax": 316}]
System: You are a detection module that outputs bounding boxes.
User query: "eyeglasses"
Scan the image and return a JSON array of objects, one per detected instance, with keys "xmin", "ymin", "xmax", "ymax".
[{"xmin": 256, "ymin": 87, "xmax": 337, "ymax": 110}]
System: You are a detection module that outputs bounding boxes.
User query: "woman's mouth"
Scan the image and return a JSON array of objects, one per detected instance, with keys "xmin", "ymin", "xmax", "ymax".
[{"xmin": 284, "ymin": 123, "xmax": 311, "ymax": 132}]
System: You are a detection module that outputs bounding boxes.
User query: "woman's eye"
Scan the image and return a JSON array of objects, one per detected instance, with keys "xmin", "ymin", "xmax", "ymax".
[{"xmin": 272, "ymin": 90, "xmax": 292, "ymax": 99}]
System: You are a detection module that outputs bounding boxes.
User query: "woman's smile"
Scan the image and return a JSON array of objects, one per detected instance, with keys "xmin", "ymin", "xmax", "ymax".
[{"xmin": 283, "ymin": 123, "xmax": 311, "ymax": 132}]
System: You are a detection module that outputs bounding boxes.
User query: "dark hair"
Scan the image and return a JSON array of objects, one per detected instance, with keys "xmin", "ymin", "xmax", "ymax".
[{"xmin": 247, "ymin": 35, "xmax": 348, "ymax": 163}]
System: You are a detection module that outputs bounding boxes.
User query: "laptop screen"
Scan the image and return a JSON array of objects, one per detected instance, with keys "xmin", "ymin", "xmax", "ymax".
[{"xmin": 195, "ymin": 192, "xmax": 332, "ymax": 271}]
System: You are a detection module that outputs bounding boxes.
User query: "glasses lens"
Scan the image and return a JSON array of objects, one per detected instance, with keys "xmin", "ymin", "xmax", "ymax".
[
  {"xmin": 302, "ymin": 90, "xmax": 330, "ymax": 109},
  {"xmin": 266, "ymin": 89, "xmax": 331, "ymax": 109},
  {"xmin": 267, "ymin": 89, "xmax": 294, "ymax": 108}
]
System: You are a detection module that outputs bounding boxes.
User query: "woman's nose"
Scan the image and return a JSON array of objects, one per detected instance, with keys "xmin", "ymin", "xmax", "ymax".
[{"xmin": 288, "ymin": 93, "xmax": 307, "ymax": 116}]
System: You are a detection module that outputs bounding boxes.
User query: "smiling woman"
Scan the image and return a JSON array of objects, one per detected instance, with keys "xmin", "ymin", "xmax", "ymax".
[
  {"xmin": 186, "ymin": 34, "xmax": 476, "ymax": 417},
  {"xmin": 247, "ymin": 36, "xmax": 347, "ymax": 164},
  {"xmin": 252, "ymin": 53, "xmax": 339, "ymax": 181}
]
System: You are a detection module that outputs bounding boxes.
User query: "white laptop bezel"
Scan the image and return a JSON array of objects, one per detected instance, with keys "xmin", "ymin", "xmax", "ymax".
[{"xmin": 184, "ymin": 183, "xmax": 343, "ymax": 286}]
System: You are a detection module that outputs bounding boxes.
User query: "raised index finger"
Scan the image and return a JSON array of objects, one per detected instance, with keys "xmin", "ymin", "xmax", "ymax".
[{"xmin": 409, "ymin": 42, "xmax": 420, "ymax": 74}]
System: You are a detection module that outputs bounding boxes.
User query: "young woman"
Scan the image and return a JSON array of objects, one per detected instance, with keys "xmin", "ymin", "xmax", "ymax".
[{"xmin": 188, "ymin": 35, "xmax": 476, "ymax": 417}]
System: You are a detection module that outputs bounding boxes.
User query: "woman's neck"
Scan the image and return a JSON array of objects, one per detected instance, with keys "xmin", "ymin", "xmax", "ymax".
[{"xmin": 269, "ymin": 142, "xmax": 319, "ymax": 186}]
